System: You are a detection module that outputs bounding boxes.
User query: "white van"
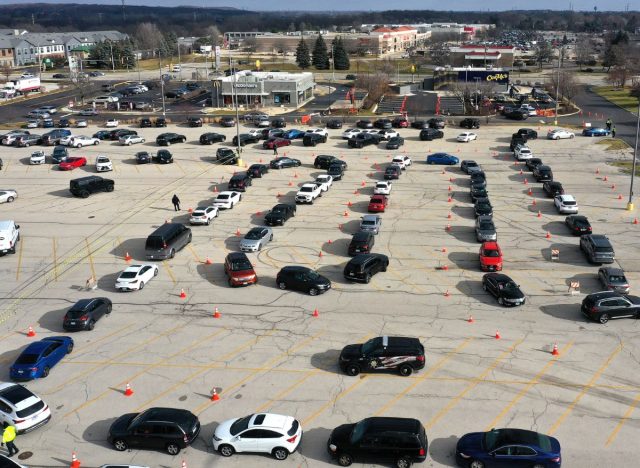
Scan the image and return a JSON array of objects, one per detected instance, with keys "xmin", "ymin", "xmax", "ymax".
[{"xmin": 0, "ymin": 220, "xmax": 20, "ymax": 254}]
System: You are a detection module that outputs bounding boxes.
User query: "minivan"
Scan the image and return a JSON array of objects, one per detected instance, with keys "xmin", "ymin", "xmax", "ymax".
[
  {"xmin": 228, "ymin": 173, "xmax": 252, "ymax": 192},
  {"xmin": 145, "ymin": 223, "xmax": 192, "ymax": 260},
  {"xmin": 0, "ymin": 220, "xmax": 20, "ymax": 255}
]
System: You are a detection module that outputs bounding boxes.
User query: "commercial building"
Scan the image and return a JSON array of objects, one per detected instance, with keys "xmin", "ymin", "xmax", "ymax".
[
  {"xmin": 448, "ymin": 45, "xmax": 516, "ymax": 68},
  {"xmin": 219, "ymin": 71, "xmax": 314, "ymax": 108},
  {"xmin": 433, "ymin": 67, "xmax": 510, "ymax": 92}
]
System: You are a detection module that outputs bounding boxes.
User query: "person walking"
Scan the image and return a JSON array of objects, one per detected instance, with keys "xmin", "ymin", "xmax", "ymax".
[
  {"xmin": 171, "ymin": 194, "xmax": 180, "ymax": 211},
  {"xmin": 273, "ymin": 144, "xmax": 278, "ymax": 156},
  {"xmin": 2, "ymin": 423, "xmax": 18, "ymax": 457},
  {"xmin": 612, "ymin": 126, "xmax": 616, "ymax": 138},
  {"xmin": 606, "ymin": 118, "xmax": 612, "ymax": 130}
]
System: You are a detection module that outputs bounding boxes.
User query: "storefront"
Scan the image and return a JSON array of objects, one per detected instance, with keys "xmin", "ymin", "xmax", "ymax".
[{"xmin": 220, "ymin": 71, "xmax": 314, "ymax": 109}]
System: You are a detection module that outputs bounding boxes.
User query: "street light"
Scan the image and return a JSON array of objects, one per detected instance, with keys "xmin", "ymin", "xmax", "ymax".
[
  {"xmin": 157, "ymin": 49, "xmax": 166, "ymax": 117},
  {"xmin": 232, "ymin": 64, "xmax": 241, "ymax": 156},
  {"xmin": 554, "ymin": 45, "xmax": 562, "ymax": 126},
  {"xmin": 627, "ymin": 98, "xmax": 640, "ymax": 211}
]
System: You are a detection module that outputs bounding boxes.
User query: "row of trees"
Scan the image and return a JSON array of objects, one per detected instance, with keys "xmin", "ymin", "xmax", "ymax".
[
  {"xmin": 295, "ymin": 35, "xmax": 350, "ymax": 70},
  {"xmin": 88, "ymin": 40, "xmax": 136, "ymax": 69}
]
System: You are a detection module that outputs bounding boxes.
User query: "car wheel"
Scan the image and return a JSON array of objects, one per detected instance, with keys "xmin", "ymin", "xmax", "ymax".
[
  {"xmin": 88, "ymin": 320, "xmax": 95, "ymax": 331},
  {"xmin": 80, "ymin": 190, "xmax": 90, "ymax": 198},
  {"xmin": 106, "ymin": 304, "xmax": 112, "ymax": 314},
  {"xmin": 94, "ymin": 141, "xmax": 99, "ymax": 145},
  {"xmin": 170, "ymin": 249, "xmax": 175, "ymax": 259},
  {"xmin": 127, "ymin": 142, "xmax": 132, "ymax": 146},
  {"xmin": 309, "ymin": 287, "xmax": 319, "ymax": 296},
  {"xmin": 346, "ymin": 364, "xmax": 360, "ymax": 376},
  {"xmin": 399, "ymin": 364, "xmax": 413, "ymax": 377},
  {"xmin": 42, "ymin": 366, "xmax": 50, "ymax": 378},
  {"xmin": 365, "ymin": 273, "xmax": 371, "ymax": 284},
  {"xmin": 154, "ymin": 268, "xmax": 159, "ymax": 276},
  {"xmin": 228, "ymin": 278, "xmax": 235, "ymax": 287},
  {"xmin": 206, "ymin": 218, "xmax": 210, "ymax": 225},
  {"xmin": 181, "ymin": 138, "xmax": 186, "ymax": 143},
  {"xmin": 498, "ymin": 297, "xmax": 504, "ymax": 305},
  {"xmin": 105, "ymin": 185, "xmax": 114, "ymax": 192},
  {"xmin": 67, "ymin": 342, "xmax": 74, "ymax": 353},
  {"xmin": 396, "ymin": 457, "xmax": 412, "ymax": 468},
  {"xmin": 113, "ymin": 439, "xmax": 128, "ymax": 451},
  {"xmin": 137, "ymin": 281, "xmax": 145, "ymax": 291},
  {"xmin": 482, "ymin": 282, "xmax": 488, "ymax": 291},
  {"xmin": 7, "ymin": 196, "xmax": 14, "ymax": 202},
  {"xmin": 219, "ymin": 444, "xmax": 234, "ymax": 457},
  {"xmin": 469, "ymin": 461, "xmax": 485, "ymax": 468},
  {"xmin": 278, "ymin": 281, "xmax": 287, "ymax": 290},
  {"xmin": 338, "ymin": 453, "xmax": 353, "ymax": 466},
  {"xmin": 166, "ymin": 443, "xmax": 180, "ymax": 455},
  {"xmin": 570, "ymin": 134, "xmax": 574, "ymax": 139},
  {"xmin": 599, "ymin": 313, "xmax": 610, "ymax": 324},
  {"xmin": 273, "ymin": 447, "xmax": 289, "ymax": 460}
]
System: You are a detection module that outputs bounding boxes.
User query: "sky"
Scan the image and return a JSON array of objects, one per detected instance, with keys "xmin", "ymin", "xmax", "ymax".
[{"xmin": 0, "ymin": 0, "xmax": 636, "ymax": 11}]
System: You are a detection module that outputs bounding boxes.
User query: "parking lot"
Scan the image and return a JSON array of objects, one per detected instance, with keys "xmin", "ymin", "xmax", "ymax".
[{"xmin": 0, "ymin": 119, "xmax": 638, "ymax": 467}]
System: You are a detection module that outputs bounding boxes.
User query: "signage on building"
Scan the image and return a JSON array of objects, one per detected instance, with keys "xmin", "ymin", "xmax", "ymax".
[
  {"xmin": 455, "ymin": 69, "xmax": 509, "ymax": 85},
  {"xmin": 233, "ymin": 83, "xmax": 258, "ymax": 88}
]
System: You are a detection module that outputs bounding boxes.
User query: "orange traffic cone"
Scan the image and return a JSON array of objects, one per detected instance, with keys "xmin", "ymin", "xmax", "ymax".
[
  {"xmin": 447, "ymin": 196, "xmax": 452, "ymax": 203},
  {"xmin": 519, "ymin": 169, "xmax": 523, "ymax": 175},
  {"xmin": 445, "ymin": 223, "xmax": 451, "ymax": 231},
  {"xmin": 236, "ymin": 228, "xmax": 241, "ymax": 236},
  {"xmin": 318, "ymin": 251, "xmax": 323, "ymax": 258},
  {"xmin": 213, "ymin": 185, "xmax": 218, "ymax": 193},
  {"xmin": 256, "ymin": 211, "xmax": 262, "ymax": 216},
  {"xmin": 467, "ymin": 315, "xmax": 474, "ymax": 323},
  {"xmin": 523, "ymin": 178, "xmax": 528, "ymax": 185},
  {"xmin": 353, "ymin": 189, "xmax": 359, "ymax": 195},
  {"xmin": 343, "ymin": 211, "xmax": 349, "ymax": 217},
  {"xmin": 596, "ymin": 168, "xmax": 600, "ymax": 174},
  {"xmin": 551, "ymin": 343, "xmax": 559, "ymax": 356},
  {"xmin": 611, "ymin": 184, "xmax": 616, "ymax": 190},
  {"xmin": 347, "ymin": 201, "xmax": 353, "ymax": 207},
  {"xmin": 361, "ymin": 180, "xmax": 366, "ymax": 187},
  {"xmin": 442, "ymin": 247, "xmax": 447, "ymax": 253},
  {"xmin": 532, "ymin": 199, "xmax": 537, "ymax": 206},
  {"xmin": 179, "ymin": 288, "xmax": 187, "ymax": 299},
  {"xmin": 447, "ymin": 212, "xmax": 452, "ymax": 219},
  {"xmin": 205, "ymin": 257, "xmax": 212, "ymax": 265},
  {"xmin": 328, "ymin": 239, "xmax": 333, "ymax": 244},
  {"xmin": 70, "ymin": 451, "xmax": 80, "ymax": 468},
  {"xmin": 441, "ymin": 264, "xmax": 449, "ymax": 271},
  {"xmin": 546, "ymin": 231, "xmax": 551, "ymax": 239},
  {"xmin": 448, "ymin": 185, "xmax": 452, "ymax": 192},
  {"xmin": 495, "ymin": 330, "xmax": 501, "ymax": 339},
  {"xmin": 27, "ymin": 325, "xmax": 35, "ymax": 337},
  {"xmin": 288, "ymin": 180, "xmax": 293, "ymax": 186},
  {"xmin": 124, "ymin": 251, "xmax": 132, "ymax": 262},
  {"xmin": 188, "ymin": 207, "xmax": 193, "ymax": 213},
  {"xmin": 276, "ymin": 192, "xmax": 281, "ymax": 198},
  {"xmin": 528, "ymin": 188, "xmax": 533, "ymax": 196},
  {"xmin": 338, "ymin": 224, "xmax": 343, "ymax": 230},
  {"xmin": 294, "ymin": 172, "xmax": 298, "ymax": 178},
  {"xmin": 213, "ymin": 307, "xmax": 221, "ymax": 318},
  {"xmin": 444, "ymin": 289, "xmax": 451, "ymax": 297},
  {"xmin": 633, "ymin": 218, "xmax": 639, "ymax": 225},
  {"xmin": 449, "ymin": 177, "xmax": 454, "ymax": 182},
  {"xmin": 181, "ymin": 461, "xmax": 187, "ymax": 468},
  {"xmin": 312, "ymin": 308, "xmax": 319, "ymax": 317},
  {"xmin": 211, "ymin": 388, "xmax": 220, "ymax": 401},
  {"xmin": 537, "ymin": 211, "xmax": 542, "ymax": 218},
  {"xmin": 124, "ymin": 383, "xmax": 134, "ymax": 396},
  {"xmin": 603, "ymin": 175, "xmax": 608, "ymax": 181},
  {"xmin": 618, "ymin": 194, "xmax": 623, "ymax": 200}
]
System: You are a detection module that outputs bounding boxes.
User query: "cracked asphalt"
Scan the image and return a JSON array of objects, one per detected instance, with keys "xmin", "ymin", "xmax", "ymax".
[{"xmin": 0, "ymin": 119, "xmax": 638, "ymax": 467}]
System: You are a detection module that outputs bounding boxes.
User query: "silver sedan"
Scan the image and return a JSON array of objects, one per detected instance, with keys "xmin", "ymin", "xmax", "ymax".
[{"xmin": 240, "ymin": 227, "xmax": 273, "ymax": 252}]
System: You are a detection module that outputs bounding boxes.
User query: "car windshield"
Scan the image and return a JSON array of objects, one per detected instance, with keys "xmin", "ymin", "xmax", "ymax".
[
  {"xmin": 484, "ymin": 249, "xmax": 500, "ymax": 257},
  {"xmin": 609, "ymin": 275, "xmax": 626, "ymax": 282},
  {"xmin": 574, "ymin": 219, "xmax": 588, "ymax": 227},
  {"xmin": 231, "ymin": 258, "xmax": 253, "ymax": 271},
  {"xmin": 350, "ymin": 419, "xmax": 370, "ymax": 444},
  {"xmin": 563, "ymin": 201, "xmax": 576, "ymax": 206},
  {"xmin": 217, "ymin": 195, "xmax": 229, "ymax": 200},
  {"xmin": 479, "ymin": 222, "xmax": 494, "ymax": 230},
  {"xmin": 272, "ymin": 207, "xmax": 286, "ymax": 214},
  {"xmin": 300, "ymin": 186, "xmax": 314, "ymax": 192},
  {"xmin": 192, "ymin": 211, "xmax": 205, "ymax": 216},
  {"xmin": 16, "ymin": 354, "xmax": 38, "ymax": 365},
  {"xmin": 245, "ymin": 230, "xmax": 263, "ymax": 240},
  {"xmin": 362, "ymin": 220, "xmax": 375, "ymax": 226},
  {"xmin": 499, "ymin": 281, "xmax": 519, "ymax": 291},
  {"xmin": 230, "ymin": 415, "xmax": 252, "ymax": 435},
  {"xmin": 119, "ymin": 272, "xmax": 138, "ymax": 279}
]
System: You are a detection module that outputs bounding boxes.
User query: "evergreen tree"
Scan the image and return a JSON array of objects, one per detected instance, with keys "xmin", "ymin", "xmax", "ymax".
[
  {"xmin": 332, "ymin": 37, "xmax": 350, "ymax": 70},
  {"xmin": 312, "ymin": 34, "xmax": 330, "ymax": 70},
  {"xmin": 295, "ymin": 38, "xmax": 311, "ymax": 69}
]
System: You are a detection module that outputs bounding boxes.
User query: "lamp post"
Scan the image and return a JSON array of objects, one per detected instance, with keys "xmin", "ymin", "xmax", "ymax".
[
  {"xmin": 232, "ymin": 63, "xmax": 241, "ymax": 156},
  {"xmin": 331, "ymin": 42, "xmax": 335, "ymax": 81},
  {"xmin": 627, "ymin": 98, "xmax": 640, "ymax": 211},
  {"xmin": 158, "ymin": 49, "xmax": 166, "ymax": 117},
  {"xmin": 107, "ymin": 40, "xmax": 115, "ymax": 72},
  {"xmin": 554, "ymin": 45, "xmax": 562, "ymax": 126}
]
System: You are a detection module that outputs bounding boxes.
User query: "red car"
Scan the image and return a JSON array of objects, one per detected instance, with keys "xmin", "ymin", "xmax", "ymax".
[
  {"xmin": 262, "ymin": 138, "xmax": 291, "ymax": 150},
  {"xmin": 224, "ymin": 252, "xmax": 257, "ymax": 287},
  {"xmin": 479, "ymin": 241, "xmax": 503, "ymax": 272},
  {"xmin": 392, "ymin": 117, "xmax": 409, "ymax": 128},
  {"xmin": 368, "ymin": 195, "xmax": 389, "ymax": 213},
  {"xmin": 59, "ymin": 156, "xmax": 87, "ymax": 171}
]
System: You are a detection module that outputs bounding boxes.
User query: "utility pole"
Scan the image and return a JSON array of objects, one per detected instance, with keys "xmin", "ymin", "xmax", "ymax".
[
  {"xmin": 159, "ymin": 50, "xmax": 166, "ymax": 117},
  {"xmin": 108, "ymin": 41, "xmax": 115, "ymax": 73},
  {"xmin": 554, "ymin": 45, "xmax": 562, "ymax": 126},
  {"xmin": 232, "ymin": 62, "xmax": 241, "ymax": 156},
  {"xmin": 627, "ymin": 98, "xmax": 640, "ymax": 211}
]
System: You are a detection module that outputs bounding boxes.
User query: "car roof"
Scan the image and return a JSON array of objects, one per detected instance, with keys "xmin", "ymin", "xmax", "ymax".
[
  {"xmin": 363, "ymin": 417, "xmax": 422, "ymax": 434},
  {"xmin": 493, "ymin": 428, "xmax": 550, "ymax": 449},
  {"xmin": 123, "ymin": 264, "xmax": 149, "ymax": 272},
  {"xmin": 249, "ymin": 413, "xmax": 291, "ymax": 430},
  {"xmin": 361, "ymin": 214, "xmax": 381, "ymax": 222},
  {"xmin": 349, "ymin": 253, "xmax": 388, "ymax": 265},
  {"xmin": 486, "ymin": 273, "xmax": 513, "ymax": 282},
  {"xmin": 559, "ymin": 194, "xmax": 576, "ymax": 201},
  {"xmin": 138, "ymin": 407, "xmax": 195, "ymax": 425},
  {"xmin": 227, "ymin": 252, "xmax": 249, "ymax": 261},
  {"xmin": 281, "ymin": 265, "xmax": 311, "ymax": 273},
  {"xmin": 601, "ymin": 267, "xmax": 624, "ymax": 276},
  {"xmin": 218, "ymin": 191, "xmax": 235, "ymax": 196}
]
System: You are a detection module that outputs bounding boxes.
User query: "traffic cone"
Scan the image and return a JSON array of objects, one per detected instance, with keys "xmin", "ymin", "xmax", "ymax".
[
  {"xmin": 213, "ymin": 307, "xmax": 221, "ymax": 318},
  {"xmin": 124, "ymin": 251, "xmax": 132, "ymax": 262},
  {"xmin": 211, "ymin": 388, "xmax": 220, "ymax": 401},
  {"xmin": 343, "ymin": 211, "xmax": 349, "ymax": 217},
  {"xmin": 551, "ymin": 343, "xmax": 559, "ymax": 356},
  {"xmin": 288, "ymin": 180, "xmax": 293, "ymax": 186},
  {"xmin": 277, "ymin": 192, "xmax": 281, "ymax": 198},
  {"xmin": 495, "ymin": 330, "xmax": 501, "ymax": 339},
  {"xmin": 188, "ymin": 208, "xmax": 193, "ymax": 213},
  {"xmin": 444, "ymin": 289, "xmax": 451, "ymax": 297},
  {"xmin": 603, "ymin": 175, "xmax": 608, "ymax": 181},
  {"xmin": 165, "ymin": 219, "xmax": 170, "ymax": 224},
  {"xmin": 611, "ymin": 184, "xmax": 616, "ymax": 190},
  {"xmin": 519, "ymin": 169, "xmax": 523, "ymax": 175},
  {"xmin": 441, "ymin": 264, "xmax": 449, "ymax": 271},
  {"xmin": 347, "ymin": 201, "xmax": 353, "ymax": 207},
  {"xmin": 447, "ymin": 196, "xmax": 452, "ymax": 203},
  {"xmin": 532, "ymin": 199, "xmax": 537, "ymax": 206},
  {"xmin": 181, "ymin": 461, "xmax": 187, "ymax": 468},
  {"xmin": 294, "ymin": 172, "xmax": 298, "ymax": 178},
  {"xmin": 467, "ymin": 315, "xmax": 474, "ymax": 323},
  {"xmin": 361, "ymin": 180, "xmax": 366, "ymax": 187},
  {"xmin": 318, "ymin": 251, "xmax": 323, "ymax": 257},
  {"xmin": 124, "ymin": 383, "xmax": 134, "ymax": 396},
  {"xmin": 445, "ymin": 223, "xmax": 451, "ymax": 231},
  {"xmin": 618, "ymin": 194, "xmax": 623, "ymax": 200},
  {"xmin": 259, "ymin": 158, "xmax": 263, "ymax": 163},
  {"xmin": 546, "ymin": 231, "xmax": 551, "ymax": 239},
  {"xmin": 596, "ymin": 168, "xmax": 600, "ymax": 174},
  {"xmin": 442, "ymin": 247, "xmax": 447, "ymax": 253},
  {"xmin": 448, "ymin": 185, "xmax": 452, "ymax": 192},
  {"xmin": 312, "ymin": 308, "xmax": 319, "ymax": 317},
  {"xmin": 236, "ymin": 228, "xmax": 241, "ymax": 236},
  {"xmin": 256, "ymin": 211, "xmax": 262, "ymax": 216},
  {"xmin": 633, "ymin": 218, "xmax": 639, "ymax": 225},
  {"xmin": 353, "ymin": 189, "xmax": 359, "ymax": 195},
  {"xmin": 205, "ymin": 257, "xmax": 212, "ymax": 265},
  {"xmin": 328, "ymin": 239, "xmax": 333, "ymax": 244},
  {"xmin": 449, "ymin": 177, "xmax": 454, "ymax": 182},
  {"xmin": 70, "ymin": 451, "xmax": 80, "ymax": 468},
  {"xmin": 447, "ymin": 212, "xmax": 452, "ymax": 219},
  {"xmin": 213, "ymin": 185, "xmax": 218, "ymax": 193},
  {"xmin": 528, "ymin": 188, "xmax": 533, "ymax": 196},
  {"xmin": 523, "ymin": 178, "xmax": 528, "ymax": 185},
  {"xmin": 27, "ymin": 325, "xmax": 35, "ymax": 337},
  {"xmin": 537, "ymin": 211, "xmax": 542, "ymax": 218},
  {"xmin": 338, "ymin": 224, "xmax": 343, "ymax": 231},
  {"xmin": 179, "ymin": 288, "xmax": 187, "ymax": 299}
]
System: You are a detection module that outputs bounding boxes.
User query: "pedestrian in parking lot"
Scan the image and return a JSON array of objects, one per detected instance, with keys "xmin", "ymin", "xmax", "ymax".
[
  {"xmin": 273, "ymin": 145, "xmax": 278, "ymax": 155},
  {"xmin": 171, "ymin": 194, "xmax": 180, "ymax": 211},
  {"xmin": 612, "ymin": 126, "xmax": 616, "ymax": 138},
  {"xmin": 606, "ymin": 118, "xmax": 612, "ymax": 130},
  {"xmin": 2, "ymin": 422, "xmax": 19, "ymax": 457}
]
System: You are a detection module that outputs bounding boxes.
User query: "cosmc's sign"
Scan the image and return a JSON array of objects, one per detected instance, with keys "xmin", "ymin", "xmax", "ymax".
[{"xmin": 486, "ymin": 73, "xmax": 509, "ymax": 82}]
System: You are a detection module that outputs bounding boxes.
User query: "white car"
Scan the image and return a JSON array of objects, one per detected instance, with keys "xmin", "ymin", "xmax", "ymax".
[
  {"xmin": 374, "ymin": 181, "xmax": 392, "ymax": 195},
  {"xmin": 105, "ymin": 119, "xmax": 119, "ymax": 128},
  {"xmin": 213, "ymin": 191, "xmax": 242, "ymax": 209},
  {"xmin": 119, "ymin": 135, "xmax": 145, "ymax": 146},
  {"xmin": 0, "ymin": 189, "xmax": 17, "ymax": 203},
  {"xmin": 95, "ymin": 156, "xmax": 113, "ymax": 172},
  {"xmin": 457, "ymin": 132, "xmax": 478, "ymax": 142},
  {"xmin": 519, "ymin": 104, "xmax": 538, "ymax": 116},
  {"xmin": 0, "ymin": 382, "xmax": 51, "ymax": 433},
  {"xmin": 391, "ymin": 155, "xmax": 412, "ymax": 169},
  {"xmin": 377, "ymin": 129, "xmax": 399, "ymax": 140},
  {"xmin": 212, "ymin": 413, "xmax": 302, "ymax": 461},
  {"xmin": 71, "ymin": 135, "xmax": 99, "ymax": 148},
  {"xmin": 59, "ymin": 134, "xmax": 76, "ymax": 146},
  {"xmin": 247, "ymin": 129, "xmax": 262, "ymax": 137},
  {"xmin": 92, "ymin": 95, "xmax": 118, "ymax": 104},
  {"xmin": 547, "ymin": 129, "xmax": 575, "ymax": 140},
  {"xmin": 306, "ymin": 127, "xmax": 328, "ymax": 137},
  {"xmin": 315, "ymin": 174, "xmax": 333, "ymax": 192},
  {"xmin": 341, "ymin": 128, "xmax": 361, "ymax": 139},
  {"xmin": 295, "ymin": 183, "xmax": 322, "ymax": 204},
  {"xmin": 76, "ymin": 119, "xmax": 88, "ymax": 128},
  {"xmin": 30, "ymin": 150, "xmax": 46, "ymax": 165},
  {"xmin": 171, "ymin": 65, "xmax": 182, "ymax": 72},
  {"xmin": 37, "ymin": 105, "xmax": 58, "ymax": 115},
  {"xmin": 189, "ymin": 205, "xmax": 219, "ymax": 225},
  {"xmin": 115, "ymin": 264, "xmax": 159, "ymax": 291},
  {"xmin": 554, "ymin": 194, "xmax": 579, "ymax": 214},
  {"xmin": 514, "ymin": 145, "xmax": 533, "ymax": 160},
  {"xmin": 2, "ymin": 132, "xmax": 29, "ymax": 145},
  {"xmin": 26, "ymin": 120, "xmax": 39, "ymax": 128}
]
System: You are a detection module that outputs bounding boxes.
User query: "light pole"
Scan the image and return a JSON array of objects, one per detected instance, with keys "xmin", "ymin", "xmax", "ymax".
[
  {"xmin": 107, "ymin": 40, "xmax": 115, "ymax": 72},
  {"xmin": 554, "ymin": 45, "xmax": 562, "ymax": 126},
  {"xmin": 232, "ymin": 64, "xmax": 241, "ymax": 156},
  {"xmin": 627, "ymin": 98, "xmax": 640, "ymax": 211},
  {"xmin": 177, "ymin": 43, "xmax": 182, "ymax": 81},
  {"xmin": 158, "ymin": 49, "xmax": 166, "ymax": 117}
]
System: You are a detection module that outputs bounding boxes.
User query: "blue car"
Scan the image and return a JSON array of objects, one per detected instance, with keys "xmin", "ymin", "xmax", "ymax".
[
  {"xmin": 10, "ymin": 336, "xmax": 74, "ymax": 380},
  {"xmin": 282, "ymin": 129, "xmax": 306, "ymax": 140},
  {"xmin": 456, "ymin": 428, "xmax": 561, "ymax": 468},
  {"xmin": 427, "ymin": 153, "xmax": 459, "ymax": 165},
  {"xmin": 582, "ymin": 127, "xmax": 611, "ymax": 137}
]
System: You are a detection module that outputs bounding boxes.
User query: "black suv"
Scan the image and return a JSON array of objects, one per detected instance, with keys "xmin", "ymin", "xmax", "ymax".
[
  {"xmin": 228, "ymin": 173, "xmax": 252, "ymax": 192},
  {"xmin": 339, "ymin": 336, "xmax": 425, "ymax": 376},
  {"xmin": 199, "ymin": 132, "xmax": 226, "ymax": 145},
  {"xmin": 69, "ymin": 176, "xmax": 114, "ymax": 198},
  {"xmin": 63, "ymin": 298, "xmax": 112, "ymax": 331},
  {"xmin": 327, "ymin": 417, "xmax": 428, "ymax": 468},
  {"xmin": 187, "ymin": 117, "xmax": 203, "ymax": 127},
  {"xmin": 247, "ymin": 164, "xmax": 269, "ymax": 178},
  {"xmin": 216, "ymin": 148, "xmax": 238, "ymax": 165},
  {"xmin": 233, "ymin": 133, "xmax": 260, "ymax": 146},
  {"xmin": 460, "ymin": 118, "xmax": 480, "ymax": 129},
  {"xmin": 51, "ymin": 145, "xmax": 69, "ymax": 163},
  {"xmin": 580, "ymin": 234, "xmax": 615, "ymax": 264},
  {"xmin": 427, "ymin": 117, "xmax": 445, "ymax": 129},
  {"xmin": 515, "ymin": 128, "xmax": 538, "ymax": 140},
  {"xmin": 153, "ymin": 149, "xmax": 173, "ymax": 164},
  {"xmin": 543, "ymin": 181, "xmax": 564, "ymax": 197},
  {"xmin": 271, "ymin": 117, "xmax": 287, "ymax": 128},
  {"xmin": 139, "ymin": 118, "xmax": 152, "ymax": 128},
  {"xmin": 374, "ymin": 119, "xmax": 393, "ymax": 129},
  {"xmin": 219, "ymin": 116, "xmax": 236, "ymax": 127},
  {"xmin": 419, "ymin": 128, "xmax": 444, "ymax": 141},
  {"xmin": 326, "ymin": 119, "xmax": 343, "ymax": 129},
  {"xmin": 384, "ymin": 166, "xmax": 401, "ymax": 180},
  {"xmin": 155, "ymin": 117, "xmax": 167, "ymax": 127},
  {"xmin": 533, "ymin": 164, "xmax": 553, "ymax": 181},
  {"xmin": 135, "ymin": 151, "xmax": 151, "ymax": 164},
  {"xmin": 348, "ymin": 133, "xmax": 381, "ymax": 148},
  {"xmin": 276, "ymin": 266, "xmax": 331, "ymax": 296},
  {"xmin": 108, "ymin": 407, "xmax": 200, "ymax": 455},
  {"xmin": 156, "ymin": 133, "xmax": 186, "ymax": 146},
  {"xmin": 328, "ymin": 163, "xmax": 345, "ymax": 181},
  {"xmin": 344, "ymin": 254, "xmax": 389, "ymax": 283},
  {"xmin": 581, "ymin": 291, "xmax": 640, "ymax": 324},
  {"xmin": 265, "ymin": 204, "xmax": 296, "ymax": 226},
  {"xmin": 348, "ymin": 231, "xmax": 375, "ymax": 256},
  {"xmin": 314, "ymin": 155, "xmax": 338, "ymax": 169},
  {"xmin": 303, "ymin": 132, "xmax": 327, "ymax": 147}
]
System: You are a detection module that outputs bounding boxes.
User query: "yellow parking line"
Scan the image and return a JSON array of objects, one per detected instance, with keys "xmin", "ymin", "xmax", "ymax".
[
  {"xmin": 15, "ymin": 237, "xmax": 23, "ymax": 281},
  {"xmin": 64, "ymin": 327, "xmax": 227, "ymax": 418},
  {"xmin": 2, "ymin": 160, "xmax": 8, "ymax": 172},
  {"xmin": 425, "ymin": 337, "xmax": 525, "ymax": 429},
  {"xmin": 186, "ymin": 244, "xmax": 202, "ymax": 263},
  {"xmin": 254, "ymin": 370, "xmax": 321, "ymax": 414},
  {"xmin": 302, "ymin": 376, "xmax": 368, "ymax": 426},
  {"xmin": 52, "ymin": 238, "xmax": 58, "ymax": 281},
  {"xmin": 174, "ymin": 159, "xmax": 187, "ymax": 174},
  {"xmin": 485, "ymin": 341, "xmax": 575, "ymax": 431},
  {"xmin": 71, "ymin": 323, "xmax": 134, "ymax": 357},
  {"xmin": 375, "ymin": 338, "xmax": 475, "ymax": 416},
  {"xmin": 547, "ymin": 343, "xmax": 623, "ymax": 436},
  {"xmin": 134, "ymin": 330, "xmax": 275, "ymax": 412},
  {"xmin": 162, "ymin": 260, "xmax": 177, "ymax": 285},
  {"xmin": 605, "ymin": 392, "xmax": 640, "ymax": 446},
  {"xmin": 84, "ymin": 238, "xmax": 96, "ymax": 280}
]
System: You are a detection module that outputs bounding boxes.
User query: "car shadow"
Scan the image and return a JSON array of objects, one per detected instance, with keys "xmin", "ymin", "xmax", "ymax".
[
  {"xmin": 37, "ymin": 307, "xmax": 69, "ymax": 332},
  {"xmin": 47, "ymin": 189, "xmax": 72, "ymax": 198},
  {"xmin": 310, "ymin": 349, "xmax": 341, "ymax": 374},
  {"xmin": 0, "ymin": 348, "xmax": 22, "ymax": 380},
  {"xmin": 82, "ymin": 417, "xmax": 118, "ymax": 449},
  {"xmin": 539, "ymin": 303, "xmax": 584, "ymax": 322},
  {"xmin": 346, "ymin": 201, "xmax": 369, "ymax": 215},
  {"xmin": 321, "ymin": 238, "xmax": 350, "ymax": 257},
  {"xmin": 540, "ymin": 243, "xmax": 586, "ymax": 265},
  {"xmin": 191, "ymin": 420, "xmax": 219, "ymax": 454},
  {"xmin": 542, "ymin": 221, "xmax": 572, "ymax": 236},
  {"xmin": 195, "ymin": 262, "xmax": 223, "ymax": 287},
  {"xmin": 447, "ymin": 226, "xmax": 477, "ymax": 244},
  {"xmin": 110, "ymin": 238, "xmax": 147, "ymax": 262},
  {"xmin": 224, "ymin": 234, "xmax": 242, "ymax": 251},
  {"xmin": 97, "ymin": 271, "xmax": 121, "ymax": 292},
  {"xmin": 120, "ymin": 157, "xmax": 140, "ymax": 165},
  {"xmin": 295, "ymin": 427, "xmax": 333, "ymax": 464},
  {"xmin": 451, "ymin": 206, "xmax": 475, "ymax": 219},
  {"xmin": 565, "ymin": 272, "xmax": 601, "ymax": 295},
  {"xmin": 429, "ymin": 436, "xmax": 459, "ymax": 467}
]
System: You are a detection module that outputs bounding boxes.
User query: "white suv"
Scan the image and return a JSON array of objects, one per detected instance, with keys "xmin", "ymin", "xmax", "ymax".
[
  {"xmin": 295, "ymin": 183, "xmax": 322, "ymax": 204},
  {"xmin": 514, "ymin": 145, "xmax": 533, "ymax": 160},
  {"xmin": 306, "ymin": 127, "xmax": 328, "ymax": 137},
  {"xmin": 0, "ymin": 382, "xmax": 52, "ymax": 433},
  {"xmin": 554, "ymin": 194, "xmax": 579, "ymax": 214},
  {"xmin": 213, "ymin": 413, "xmax": 302, "ymax": 461},
  {"xmin": 95, "ymin": 156, "xmax": 113, "ymax": 172}
]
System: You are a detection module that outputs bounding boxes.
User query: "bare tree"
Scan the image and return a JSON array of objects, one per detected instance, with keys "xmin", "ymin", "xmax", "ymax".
[
  {"xmin": 549, "ymin": 70, "xmax": 581, "ymax": 103},
  {"xmin": 429, "ymin": 42, "xmax": 451, "ymax": 67},
  {"xmin": 574, "ymin": 36, "xmax": 593, "ymax": 69},
  {"xmin": 67, "ymin": 72, "xmax": 98, "ymax": 105},
  {"xmin": 1, "ymin": 63, "xmax": 12, "ymax": 82},
  {"xmin": 243, "ymin": 37, "xmax": 258, "ymax": 53},
  {"xmin": 355, "ymin": 72, "xmax": 389, "ymax": 107},
  {"xmin": 135, "ymin": 22, "xmax": 163, "ymax": 51},
  {"xmin": 606, "ymin": 67, "xmax": 631, "ymax": 88},
  {"xmin": 205, "ymin": 25, "xmax": 222, "ymax": 46}
]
